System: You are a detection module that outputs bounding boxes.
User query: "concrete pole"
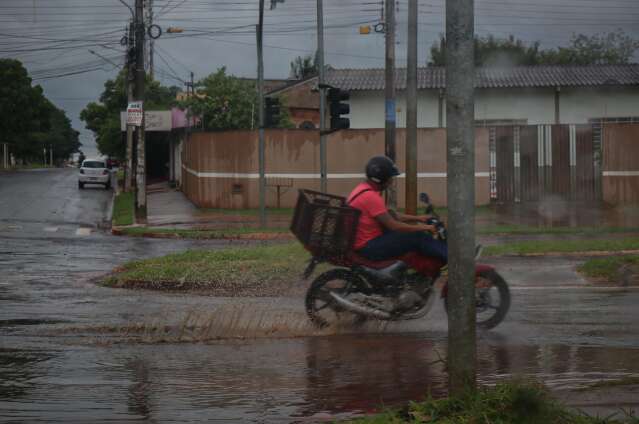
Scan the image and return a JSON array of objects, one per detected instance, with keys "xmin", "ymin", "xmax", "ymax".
[
  {"xmin": 3, "ymin": 143, "xmax": 8, "ymax": 169},
  {"xmin": 147, "ymin": 0, "xmax": 154, "ymax": 79},
  {"xmin": 405, "ymin": 0, "xmax": 418, "ymax": 215},
  {"xmin": 125, "ymin": 21, "xmax": 135, "ymax": 193},
  {"xmin": 50, "ymin": 144, "xmax": 53, "ymax": 167},
  {"xmin": 257, "ymin": 0, "xmax": 266, "ymax": 227},
  {"xmin": 384, "ymin": 0, "xmax": 397, "ymax": 207},
  {"xmin": 135, "ymin": 0, "xmax": 147, "ymax": 223},
  {"xmin": 317, "ymin": 0, "xmax": 327, "ymax": 193},
  {"xmin": 446, "ymin": 0, "xmax": 477, "ymax": 395}
]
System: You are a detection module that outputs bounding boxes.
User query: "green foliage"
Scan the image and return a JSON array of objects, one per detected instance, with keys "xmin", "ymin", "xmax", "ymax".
[
  {"xmin": 349, "ymin": 381, "xmax": 632, "ymax": 423},
  {"xmin": 0, "ymin": 59, "xmax": 80, "ymax": 163},
  {"xmin": 289, "ymin": 53, "xmax": 318, "ymax": 79},
  {"xmin": 429, "ymin": 30, "xmax": 639, "ymax": 66},
  {"xmin": 179, "ymin": 67, "xmax": 291, "ymax": 130},
  {"xmin": 80, "ymin": 71, "xmax": 178, "ymax": 159},
  {"xmin": 180, "ymin": 67, "xmax": 256, "ymax": 130}
]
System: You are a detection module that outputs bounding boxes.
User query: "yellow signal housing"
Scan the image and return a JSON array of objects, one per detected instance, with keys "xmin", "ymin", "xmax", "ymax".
[{"xmin": 359, "ymin": 25, "xmax": 371, "ymax": 35}]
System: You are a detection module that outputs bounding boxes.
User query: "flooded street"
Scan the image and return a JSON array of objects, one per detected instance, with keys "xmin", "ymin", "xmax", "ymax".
[{"xmin": 2, "ymin": 169, "xmax": 639, "ymax": 422}]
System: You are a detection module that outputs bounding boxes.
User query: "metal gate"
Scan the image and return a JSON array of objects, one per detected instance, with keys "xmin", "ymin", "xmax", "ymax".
[{"xmin": 492, "ymin": 125, "xmax": 598, "ymax": 202}]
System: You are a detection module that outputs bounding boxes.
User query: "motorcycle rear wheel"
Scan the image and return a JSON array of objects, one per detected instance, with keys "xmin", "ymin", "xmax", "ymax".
[
  {"xmin": 305, "ymin": 269, "xmax": 366, "ymax": 329},
  {"xmin": 444, "ymin": 270, "xmax": 510, "ymax": 330}
]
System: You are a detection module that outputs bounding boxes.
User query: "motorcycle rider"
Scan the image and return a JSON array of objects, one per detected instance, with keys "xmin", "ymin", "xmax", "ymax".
[{"xmin": 347, "ymin": 155, "xmax": 448, "ymax": 264}]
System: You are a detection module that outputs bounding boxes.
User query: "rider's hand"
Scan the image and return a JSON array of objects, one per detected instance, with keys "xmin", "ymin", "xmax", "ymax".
[
  {"xmin": 421, "ymin": 223, "xmax": 437, "ymax": 234},
  {"xmin": 419, "ymin": 215, "xmax": 433, "ymax": 224}
]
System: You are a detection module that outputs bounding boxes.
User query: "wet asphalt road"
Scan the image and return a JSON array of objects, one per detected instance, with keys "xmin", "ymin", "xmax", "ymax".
[{"xmin": 2, "ymin": 168, "xmax": 639, "ymax": 423}]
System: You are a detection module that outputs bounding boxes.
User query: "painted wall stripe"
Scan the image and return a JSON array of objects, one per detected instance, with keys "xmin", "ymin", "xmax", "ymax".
[
  {"xmin": 182, "ymin": 165, "xmax": 489, "ymax": 179},
  {"xmin": 603, "ymin": 171, "xmax": 639, "ymax": 177},
  {"xmin": 569, "ymin": 125, "xmax": 577, "ymax": 167}
]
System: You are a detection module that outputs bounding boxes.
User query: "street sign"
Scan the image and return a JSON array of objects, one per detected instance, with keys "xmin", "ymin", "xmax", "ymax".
[{"xmin": 126, "ymin": 101, "xmax": 144, "ymax": 126}]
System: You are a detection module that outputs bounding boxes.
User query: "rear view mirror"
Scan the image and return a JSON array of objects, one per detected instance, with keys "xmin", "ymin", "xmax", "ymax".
[{"xmin": 419, "ymin": 192, "xmax": 430, "ymax": 204}]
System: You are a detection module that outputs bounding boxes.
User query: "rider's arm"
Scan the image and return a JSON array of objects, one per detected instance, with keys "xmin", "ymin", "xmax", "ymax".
[
  {"xmin": 393, "ymin": 211, "xmax": 431, "ymax": 224},
  {"xmin": 376, "ymin": 212, "xmax": 436, "ymax": 234}
]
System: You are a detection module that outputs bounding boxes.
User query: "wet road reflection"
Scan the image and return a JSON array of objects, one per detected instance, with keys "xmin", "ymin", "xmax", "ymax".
[
  {"xmin": 2, "ymin": 169, "xmax": 639, "ymax": 422},
  {"xmin": 2, "ymin": 337, "xmax": 639, "ymax": 422}
]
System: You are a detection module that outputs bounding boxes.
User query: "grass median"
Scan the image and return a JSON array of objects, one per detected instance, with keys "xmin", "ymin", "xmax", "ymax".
[
  {"xmin": 483, "ymin": 237, "xmax": 639, "ymax": 256},
  {"xmin": 105, "ymin": 236, "xmax": 639, "ymax": 294},
  {"xmin": 347, "ymin": 381, "xmax": 637, "ymax": 423},
  {"xmin": 577, "ymin": 255, "xmax": 639, "ymax": 285},
  {"xmin": 112, "ymin": 192, "xmax": 134, "ymax": 227},
  {"xmin": 103, "ymin": 243, "xmax": 310, "ymax": 296}
]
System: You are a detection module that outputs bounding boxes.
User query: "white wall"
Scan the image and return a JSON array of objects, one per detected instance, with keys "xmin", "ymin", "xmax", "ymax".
[
  {"xmin": 349, "ymin": 90, "xmax": 441, "ymax": 129},
  {"xmin": 560, "ymin": 87, "xmax": 639, "ymax": 124},
  {"xmin": 348, "ymin": 86, "xmax": 639, "ymax": 128},
  {"xmin": 474, "ymin": 88, "xmax": 555, "ymax": 125}
]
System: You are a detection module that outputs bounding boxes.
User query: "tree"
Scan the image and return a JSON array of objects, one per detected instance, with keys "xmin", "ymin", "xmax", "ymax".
[
  {"xmin": 539, "ymin": 31, "xmax": 639, "ymax": 65},
  {"xmin": 0, "ymin": 59, "xmax": 52, "ymax": 162},
  {"xmin": 80, "ymin": 71, "xmax": 178, "ymax": 159},
  {"xmin": 0, "ymin": 59, "xmax": 80, "ymax": 163},
  {"xmin": 289, "ymin": 53, "xmax": 318, "ymax": 80},
  {"xmin": 179, "ymin": 67, "xmax": 292, "ymax": 130},
  {"xmin": 429, "ymin": 30, "xmax": 639, "ymax": 66},
  {"xmin": 39, "ymin": 102, "xmax": 81, "ymax": 163}
]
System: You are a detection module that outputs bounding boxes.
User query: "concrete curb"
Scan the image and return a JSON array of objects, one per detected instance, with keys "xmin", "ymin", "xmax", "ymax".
[
  {"xmin": 105, "ymin": 191, "xmax": 116, "ymax": 229},
  {"xmin": 110, "ymin": 226, "xmax": 293, "ymax": 241},
  {"xmin": 491, "ymin": 249, "xmax": 639, "ymax": 258}
]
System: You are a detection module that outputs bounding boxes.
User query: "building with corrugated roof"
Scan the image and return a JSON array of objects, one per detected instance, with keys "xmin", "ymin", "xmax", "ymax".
[{"xmin": 325, "ymin": 65, "xmax": 639, "ymax": 127}]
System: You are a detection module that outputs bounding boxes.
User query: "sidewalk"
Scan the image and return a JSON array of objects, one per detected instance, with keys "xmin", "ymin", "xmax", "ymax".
[
  {"xmin": 147, "ymin": 186, "xmax": 639, "ymax": 230},
  {"xmin": 146, "ymin": 183, "xmax": 290, "ymax": 229}
]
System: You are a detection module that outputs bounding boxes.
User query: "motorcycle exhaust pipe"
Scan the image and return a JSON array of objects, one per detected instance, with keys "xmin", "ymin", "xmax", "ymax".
[{"xmin": 329, "ymin": 292, "xmax": 392, "ymax": 320}]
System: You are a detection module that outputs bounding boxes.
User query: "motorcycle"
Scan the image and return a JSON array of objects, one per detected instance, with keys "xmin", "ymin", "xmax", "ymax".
[{"xmin": 301, "ymin": 192, "xmax": 510, "ymax": 330}]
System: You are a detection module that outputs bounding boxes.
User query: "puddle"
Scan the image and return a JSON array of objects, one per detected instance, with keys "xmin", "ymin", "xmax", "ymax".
[
  {"xmin": 1, "ymin": 336, "xmax": 638, "ymax": 422},
  {"xmin": 488, "ymin": 199, "xmax": 639, "ymax": 228}
]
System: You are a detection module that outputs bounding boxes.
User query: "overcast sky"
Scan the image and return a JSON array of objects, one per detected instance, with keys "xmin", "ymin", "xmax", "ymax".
[{"xmin": 2, "ymin": 0, "xmax": 638, "ymax": 156}]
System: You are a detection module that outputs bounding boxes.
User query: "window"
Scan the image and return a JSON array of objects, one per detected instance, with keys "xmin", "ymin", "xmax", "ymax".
[{"xmin": 82, "ymin": 161, "xmax": 106, "ymax": 169}]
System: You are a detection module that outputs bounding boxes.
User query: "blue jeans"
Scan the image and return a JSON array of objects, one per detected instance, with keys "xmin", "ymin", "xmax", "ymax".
[{"xmin": 358, "ymin": 231, "xmax": 448, "ymax": 263}]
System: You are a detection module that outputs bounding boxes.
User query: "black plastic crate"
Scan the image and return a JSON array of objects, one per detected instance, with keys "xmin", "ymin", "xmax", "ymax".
[{"xmin": 290, "ymin": 189, "xmax": 360, "ymax": 259}]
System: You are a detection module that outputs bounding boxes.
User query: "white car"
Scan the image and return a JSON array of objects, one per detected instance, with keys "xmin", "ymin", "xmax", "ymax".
[{"xmin": 78, "ymin": 159, "xmax": 111, "ymax": 190}]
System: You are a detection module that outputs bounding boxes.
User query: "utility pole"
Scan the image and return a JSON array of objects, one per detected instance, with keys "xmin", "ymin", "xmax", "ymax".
[
  {"xmin": 125, "ymin": 22, "xmax": 135, "ymax": 193},
  {"xmin": 317, "ymin": 0, "xmax": 327, "ymax": 193},
  {"xmin": 257, "ymin": 0, "xmax": 266, "ymax": 227},
  {"xmin": 405, "ymin": 0, "xmax": 418, "ymax": 215},
  {"xmin": 147, "ymin": 0, "xmax": 154, "ymax": 79},
  {"xmin": 446, "ymin": 0, "xmax": 477, "ymax": 395},
  {"xmin": 49, "ymin": 144, "xmax": 53, "ymax": 167},
  {"xmin": 384, "ymin": 0, "xmax": 397, "ymax": 207},
  {"xmin": 135, "ymin": 0, "xmax": 147, "ymax": 223},
  {"xmin": 2, "ymin": 143, "xmax": 7, "ymax": 169}
]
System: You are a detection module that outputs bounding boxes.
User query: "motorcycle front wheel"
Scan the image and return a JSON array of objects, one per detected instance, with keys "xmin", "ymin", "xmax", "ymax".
[
  {"xmin": 444, "ymin": 270, "xmax": 511, "ymax": 330},
  {"xmin": 305, "ymin": 269, "xmax": 366, "ymax": 329}
]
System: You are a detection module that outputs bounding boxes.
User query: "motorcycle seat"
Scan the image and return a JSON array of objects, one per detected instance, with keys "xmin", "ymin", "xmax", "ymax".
[
  {"xmin": 348, "ymin": 252, "xmax": 408, "ymax": 283},
  {"xmin": 347, "ymin": 251, "xmax": 398, "ymax": 270}
]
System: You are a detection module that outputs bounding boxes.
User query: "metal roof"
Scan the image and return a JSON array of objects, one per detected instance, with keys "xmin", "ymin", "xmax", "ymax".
[{"xmin": 325, "ymin": 65, "xmax": 639, "ymax": 91}]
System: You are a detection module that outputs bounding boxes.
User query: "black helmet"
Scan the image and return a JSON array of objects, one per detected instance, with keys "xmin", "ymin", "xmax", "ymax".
[{"xmin": 365, "ymin": 155, "xmax": 400, "ymax": 184}]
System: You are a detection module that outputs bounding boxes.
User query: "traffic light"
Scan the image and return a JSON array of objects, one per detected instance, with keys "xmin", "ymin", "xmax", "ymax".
[
  {"xmin": 264, "ymin": 97, "xmax": 281, "ymax": 128},
  {"xmin": 328, "ymin": 88, "xmax": 350, "ymax": 131}
]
